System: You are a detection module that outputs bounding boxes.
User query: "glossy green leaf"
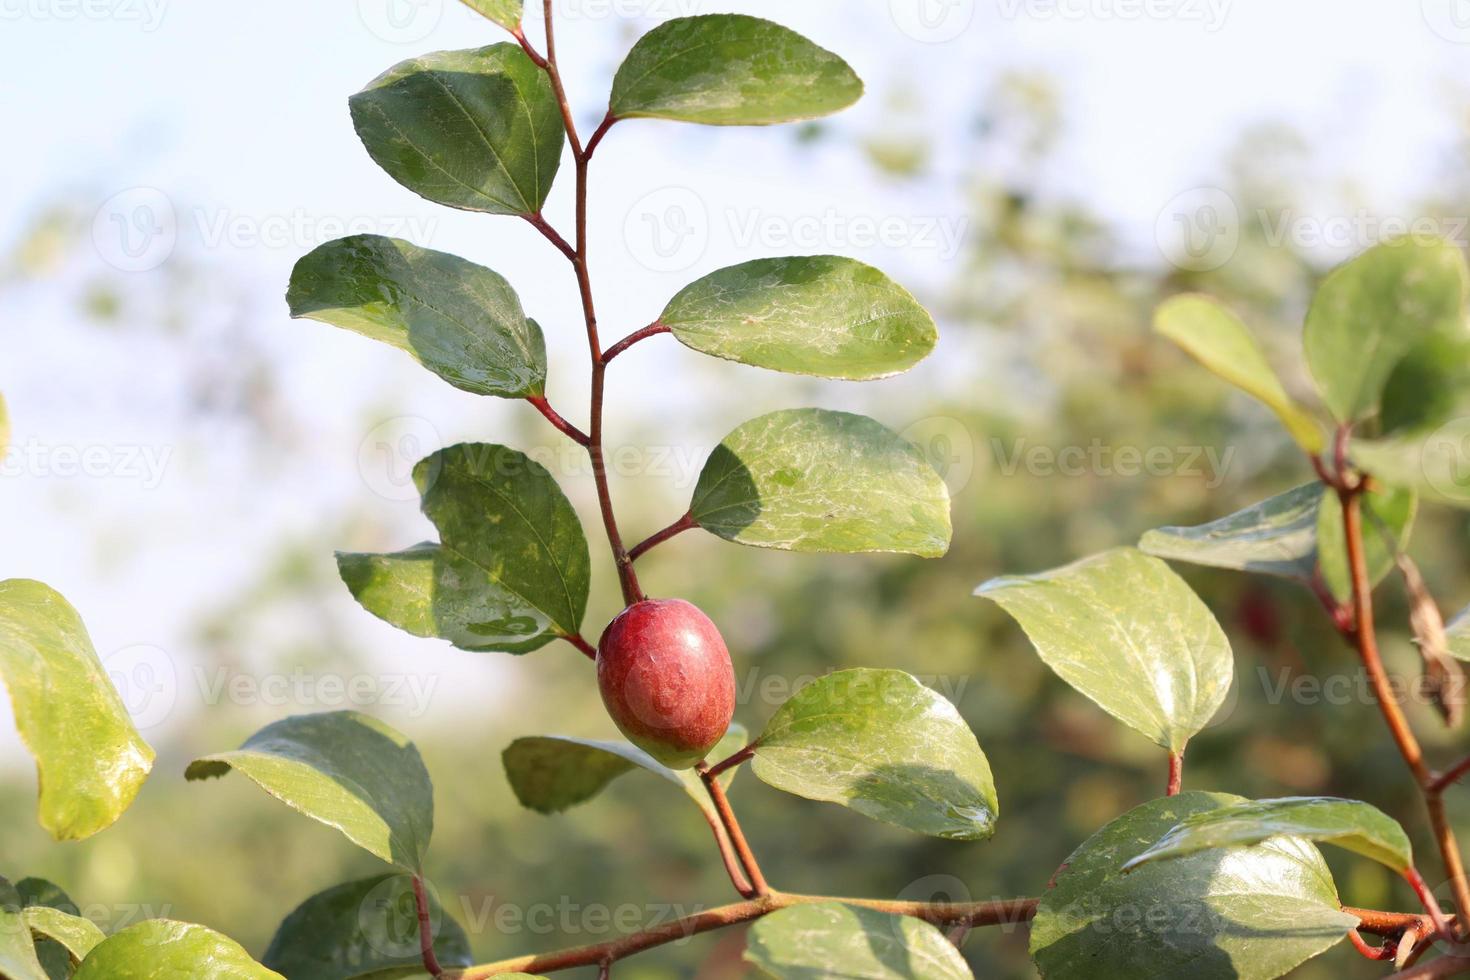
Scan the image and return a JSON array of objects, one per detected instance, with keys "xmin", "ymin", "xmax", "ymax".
[
  {"xmin": 458, "ymin": 0, "xmax": 520, "ymax": 30},
  {"xmin": 745, "ymin": 902, "xmax": 972, "ymax": 980},
  {"xmin": 73, "ymin": 921, "xmax": 283, "ymax": 979},
  {"xmin": 504, "ymin": 725, "xmax": 746, "ymax": 819},
  {"xmin": 749, "ymin": 669, "xmax": 996, "ymax": 841},
  {"xmin": 262, "ymin": 874, "xmax": 471, "ymax": 980},
  {"xmin": 1031, "ymin": 793, "xmax": 1357, "ymax": 980},
  {"xmin": 1124, "ymin": 796, "xmax": 1412, "ymax": 874},
  {"xmin": 660, "ymin": 256, "xmax": 936, "ymax": 380},
  {"xmin": 186, "ymin": 711, "xmax": 433, "ymax": 872},
  {"xmin": 609, "ymin": 15, "xmax": 863, "ymax": 126},
  {"xmin": 1156, "ymin": 294, "xmax": 1323, "ymax": 452},
  {"xmin": 691, "ymin": 409, "xmax": 951, "ymax": 557},
  {"xmin": 14, "ymin": 879, "xmax": 82, "ymax": 980},
  {"xmin": 24, "ymin": 908, "xmax": 104, "ymax": 968},
  {"xmin": 351, "ymin": 44, "xmax": 564, "ymax": 215},
  {"xmin": 1316, "ymin": 486, "xmax": 1416, "ymax": 603},
  {"xmin": 288, "ymin": 236, "xmax": 546, "ymax": 398},
  {"xmin": 0, "ymin": 879, "xmax": 48, "ymax": 980},
  {"xmin": 976, "ymin": 548, "xmax": 1232, "ymax": 753},
  {"xmin": 339, "ymin": 444, "xmax": 590, "ymax": 653},
  {"xmin": 0, "ymin": 580, "xmax": 154, "ymax": 841},
  {"xmin": 1303, "ymin": 237, "xmax": 1468, "ymax": 423},
  {"xmin": 1140, "ymin": 483, "xmax": 1322, "ymax": 583}
]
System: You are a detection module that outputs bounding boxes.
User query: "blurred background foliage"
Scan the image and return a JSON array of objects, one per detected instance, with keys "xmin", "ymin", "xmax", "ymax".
[{"xmin": 5, "ymin": 67, "xmax": 1470, "ymax": 980}]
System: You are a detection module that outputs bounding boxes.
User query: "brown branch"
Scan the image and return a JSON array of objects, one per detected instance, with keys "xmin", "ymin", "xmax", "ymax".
[
  {"xmin": 1432, "ymin": 755, "xmax": 1470, "ymax": 796},
  {"xmin": 628, "ymin": 512, "xmax": 696, "ymax": 563},
  {"xmin": 527, "ymin": 396, "xmax": 589, "ymax": 446},
  {"xmin": 413, "ymin": 875, "xmax": 444, "ymax": 977},
  {"xmin": 696, "ymin": 806, "xmax": 755, "ymax": 899},
  {"xmin": 448, "ymin": 893, "xmax": 1039, "ymax": 978},
  {"xmin": 698, "ymin": 763, "xmax": 769, "ymax": 896},
  {"xmin": 603, "ymin": 323, "xmax": 671, "ymax": 364}
]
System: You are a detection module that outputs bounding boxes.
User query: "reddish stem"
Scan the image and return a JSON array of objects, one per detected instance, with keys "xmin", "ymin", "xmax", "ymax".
[
  {"xmin": 1434, "ymin": 756, "xmax": 1470, "ymax": 796},
  {"xmin": 697, "ymin": 806, "xmax": 756, "ymax": 898},
  {"xmin": 585, "ymin": 112, "xmax": 617, "ymax": 159},
  {"xmin": 603, "ymin": 323, "xmax": 671, "ymax": 364},
  {"xmin": 413, "ymin": 875, "xmax": 443, "ymax": 977},
  {"xmin": 563, "ymin": 633, "xmax": 596, "ymax": 660},
  {"xmin": 705, "ymin": 744, "xmax": 756, "ymax": 781},
  {"xmin": 698, "ymin": 763, "xmax": 769, "ymax": 897},
  {"xmin": 1347, "ymin": 928, "xmax": 1398, "ymax": 961},
  {"xmin": 628, "ymin": 512, "xmax": 697, "ymax": 563},
  {"xmin": 527, "ymin": 396, "xmax": 589, "ymax": 446},
  {"xmin": 524, "ymin": 212, "xmax": 576, "ymax": 262},
  {"xmin": 1166, "ymin": 751, "xmax": 1183, "ymax": 797}
]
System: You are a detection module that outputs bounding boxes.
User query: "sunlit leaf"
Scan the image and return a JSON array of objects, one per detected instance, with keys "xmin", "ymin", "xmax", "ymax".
[
  {"xmin": 660, "ymin": 256, "xmax": 935, "ymax": 380},
  {"xmin": 610, "ymin": 15, "xmax": 862, "ymax": 125},
  {"xmin": 0, "ymin": 879, "xmax": 48, "ymax": 980},
  {"xmin": 73, "ymin": 921, "xmax": 283, "ymax": 979},
  {"xmin": 1031, "ymin": 793, "xmax": 1356, "ymax": 980},
  {"xmin": 749, "ymin": 669, "xmax": 996, "ymax": 841},
  {"xmin": 351, "ymin": 45, "xmax": 564, "ymax": 215},
  {"xmin": 186, "ymin": 711, "xmax": 433, "ymax": 872},
  {"xmin": 746, "ymin": 902, "xmax": 973, "ymax": 980},
  {"xmin": 458, "ymin": 0, "xmax": 520, "ymax": 30},
  {"xmin": 691, "ymin": 409, "xmax": 951, "ymax": 556},
  {"xmin": 0, "ymin": 580, "xmax": 154, "ymax": 841},
  {"xmin": 1156, "ymin": 294, "xmax": 1323, "ymax": 452},
  {"xmin": 339, "ymin": 443, "xmax": 590, "ymax": 654},
  {"xmin": 977, "ymin": 548, "xmax": 1232, "ymax": 753},
  {"xmin": 288, "ymin": 236, "xmax": 546, "ymax": 398}
]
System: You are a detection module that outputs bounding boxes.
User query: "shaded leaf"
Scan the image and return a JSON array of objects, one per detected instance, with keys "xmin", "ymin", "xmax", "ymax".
[
  {"xmin": 745, "ymin": 902, "xmax": 972, "ymax": 980},
  {"xmin": 1139, "ymin": 483, "xmax": 1322, "ymax": 583},
  {"xmin": 0, "ymin": 879, "xmax": 48, "ymax": 980},
  {"xmin": 977, "ymin": 548, "xmax": 1232, "ymax": 753},
  {"xmin": 749, "ymin": 669, "xmax": 996, "ymax": 841},
  {"xmin": 1124, "ymin": 796, "xmax": 1412, "ymax": 874},
  {"xmin": 288, "ymin": 236, "xmax": 546, "ymax": 398},
  {"xmin": 262, "ymin": 874, "xmax": 471, "ymax": 980},
  {"xmin": 15, "ymin": 880, "xmax": 82, "ymax": 980},
  {"xmin": 186, "ymin": 711, "xmax": 433, "ymax": 872},
  {"xmin": 610, "ymin": 15, "xmax": 862, "ymax": 125},
  {"xmin": 1303, "ymin": 237, "xmax": 1468, "ymax": 423},
  {"xmin": 1316, "ymin": 486, "xmax": 1416, "ymax": 603},
  {"xmin": 503, "ymin": 725, "xmax": 746, "ymax": 820},
  {"xmin": 691, "ymin": 409, "xmax": 951, "ymax": 557},
  {"xmin": 351, "ymin": 45, "xmax": 564, "ymax": 215},
  {"xmin": 458, "ymin": 0, "xmax": 520, "ymax": 30},
  {"xmin": 1156, "ymin": 294, "xmax": 1323, "ymax": 452},
  {"xmin": 0, "ymin": 580, "xmax": 154, "ymax": 841},
  {"xmin": 1031, "ymin": 793, "xmax": 1357, "ymax": 980},
  {"xmin": 1352, "ymin": 426, "xmax": 1470, "ymax": 509},
  {"xmin": 661, "ymin": 256, "xmax": 936, "ymax": 380},
  {"xmin": 73, "ymin": 921, "xmax": 283, "ymax": 979},
  {"xmin": 339, "ymin": 443, "xmax": 590, "ymax": 653}
]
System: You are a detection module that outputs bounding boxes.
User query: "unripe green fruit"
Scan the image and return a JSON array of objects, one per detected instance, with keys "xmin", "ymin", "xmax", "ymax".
[{"xmin": 596, "ymin": 598, "xmax": 736, "ymax": 770}]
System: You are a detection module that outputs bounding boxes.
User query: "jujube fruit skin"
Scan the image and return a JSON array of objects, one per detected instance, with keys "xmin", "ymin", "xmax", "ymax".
[{"xmin": 596, "ymin": 598, "xmax": 736, "ymax": 769}]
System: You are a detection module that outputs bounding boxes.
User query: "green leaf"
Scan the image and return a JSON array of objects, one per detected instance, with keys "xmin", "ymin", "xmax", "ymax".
[
  {"xmin": 288, "ymin": 236, "xmax": 546, "ymax": 398},
  {"xmin": 609, "ymin": 15, "xmax": 863, "ymax": 126},
  {"xmin": 660, "ymin": 256, "xmax": 936, "ymax": 380},
  {"xmin": 186, "ymin": 711, "xmax": 433, "ymax": 873},
  {"xmin": 1140, "ymin": 483, "xmax": 1323, "ymax": 583},
  {"xmin": 73, "ymin": 921, "xmax": 283, "ymax": 979},
  {"xmin": 14, "ymin": 880, "xmax": 83, "ymax": 980},
  {"xmin": 1378, "ymin": 333, "xmax": 1470, "ymax": 435},
  {"xmin": 749, "ymin": 669, "xmax": 996, "ymax": 841},
  {"xmin": 338, "ymin": 443, "xmax": 590, "ymax": 653},
  {"xmin": 458, "ymin": 0, "xmax": 520, "ymax": 30},
  {"xmin": 0, "ymin": 580, "xmax": 154, "ymax": 841},
  {"xmin": 976, "ymin": 548, "xmax": 1232, "ymax": 753},
  {"xmin": 1303, "ymin": 237, "xmax": 1468, "ymax": 423},
  {"xmin": 1156, "ymin": 294, "xmax": 1324, "ymax": 453},
  {"xmin": 745, "ymin": 902, "xmax": 972, "ymax": 980},
  {"xmin": 262, "ymin": 874, "xmax": 471, "ymax": 980},
  {"xmin": 691, "ymin": 409, "xmax": 951, "ymax": 557},
  {"xmin": 504, "ymin": 725, "xmax": 746, "ymax": 820},
  {"xmin": 351, "ymin": 44, "xmax": 564, "ymax": 215},
  {"xmin": 1316, "ymin": 485, "xmax": 1416, "ymax": 602},
  {"xmin": 1031, "ymin": 793, "xmax": 1357, "ymax": 980},
  {"xmin": 1124, "ymin": 796, "xmax": 1412, "ymax": 875},
  {"xmin": 24, "ymin": 908, "xmax": 104, "ymax": 968},
  {"xmin": 0, "ymin": 879, "xmax": 48, "ymax": 980}
]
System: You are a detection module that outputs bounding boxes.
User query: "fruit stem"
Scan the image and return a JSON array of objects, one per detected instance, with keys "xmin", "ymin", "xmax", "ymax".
[{"xmin": 697, "ymin": 762, "xmax": 769, "ymax": 897}]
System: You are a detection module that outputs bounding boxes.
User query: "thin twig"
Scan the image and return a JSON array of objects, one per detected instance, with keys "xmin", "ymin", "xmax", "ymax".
[
  {"xmin": 1389, "ymin": 956, "xmax": 1470, "ymax": 979},
  {"xmin": 563, "ymin": 633, "xmax": 596, "ymax": 660},
  {"xmin": 697, "ymin": 763, "xmax": 769, "ymax": 896},
  {"xmin": 603, "ymin": 323, "xmax": 671, "ymax": 363},
  {"xmin": 1432, "ymin": 756, "xmax": 1470, "ymax": 796},
  {"xmin": 527, "ymin": 396, "xmax": 589, "ymax": 446},
  {"xmin": 697, "ymin": 806, "xmax": 755, "ymax": 898},
  {"xmin": 413, "ymin": 875, "xmax": 444, "ymax": 977},
  {"xmin": 628, "ymin": 512, "xmax": 696, "ymax": 563},
  {"xmin": 705, "ymin": 744, "xmax": 756, "ymax": 781}
]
